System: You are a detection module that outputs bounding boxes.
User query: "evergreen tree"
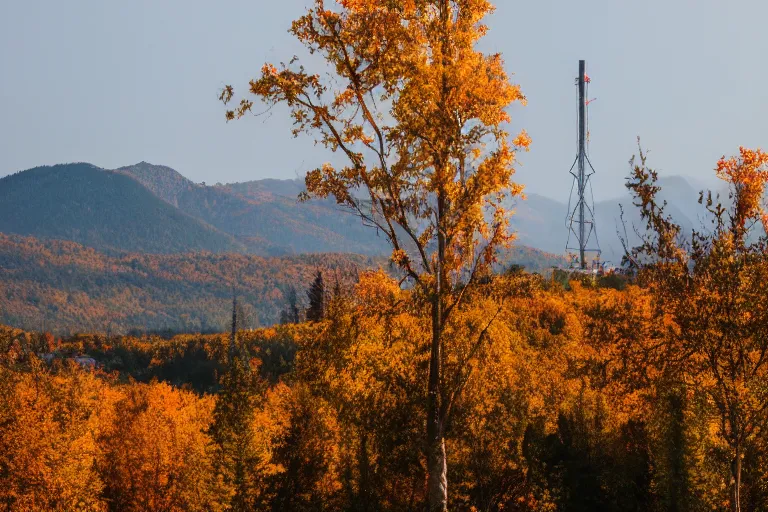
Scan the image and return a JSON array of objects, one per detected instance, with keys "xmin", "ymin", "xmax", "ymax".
[
  {"xmin": 280, "ymin": 286, "xmax": 300, "ymax": 325},
  {"xmin": 211, "ymin": 295, "xmax": 264, "ymax": 510},
  {"xmin": 306, "ymin": 271, "xmax": 325, "ymax": 322}
]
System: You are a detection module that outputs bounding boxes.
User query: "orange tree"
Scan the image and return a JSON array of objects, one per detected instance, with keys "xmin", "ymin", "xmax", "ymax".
[
  {"xmin": 0, "ymin": 357, "xmax": 109, "ymax": 511},
  {"xmin": 623, "ymin": 147, "xmax": 768, "ymax": 512},
  {"xmin": 291, "ymin": 269, "xmax": 558, "ymax": 510},
  {"xmin": 221, "ymin": 1, "xmax": 528, "ymax": 508},
  {"xmin": 98, "ymin": 381, "xmax": 223, "ymax": 512}
]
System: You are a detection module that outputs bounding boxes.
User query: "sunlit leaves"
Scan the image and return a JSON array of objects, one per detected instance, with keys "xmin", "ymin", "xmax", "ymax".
[
  {"xmin": 223, "ymin": 0, "xmax": 527, "ymax": 289},
  {"xmin": 715, "ymin": 147, "xmax": 768, "ymax": 235},
  {"xmin": 622, "ymin": 146, "xmax": 768, "ymax": 510}
]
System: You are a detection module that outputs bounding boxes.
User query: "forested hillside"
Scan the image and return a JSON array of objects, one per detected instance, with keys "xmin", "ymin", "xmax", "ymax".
[
  {"xmin": 0, "ymin": 163, "xmax": 245, "ymax": 254},
  {"xmin": 117, "ymin": 162, "xmax": 388, "ymax": 255},
  {"xmin": 0, "ymin": 234, "xmax": 563, "ymax": 335},
  {"xmin": 1, "ymin": 160, "xmax": 715, "ymax": 263},
  {"xmin": 0, "ymin": 234, "xmax": 376, "ymax": 334}
]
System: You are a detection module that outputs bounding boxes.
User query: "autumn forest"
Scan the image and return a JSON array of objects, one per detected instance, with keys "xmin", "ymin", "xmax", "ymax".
[{"xmin": 3, "ymin": 1, "xmax": 768, "ymax": 511}]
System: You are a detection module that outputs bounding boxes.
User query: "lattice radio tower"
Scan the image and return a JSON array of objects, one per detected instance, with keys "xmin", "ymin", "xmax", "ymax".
[{"xmin": 566, "ymin": 60, "xmax": 601, "ymax": 269}]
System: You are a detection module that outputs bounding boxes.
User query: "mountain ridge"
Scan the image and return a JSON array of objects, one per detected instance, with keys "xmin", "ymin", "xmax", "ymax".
[
  {"xmin": 2, "ymin": 160, "xmax": 718, "ymax": 266},
  {"xmin": 116, "ymin": 162, "xmax": 388, "ymax": 256},
  {"xmin": 0, "ymin": 160, "xmax": 725, "ymax": 333},
  {"xmin": 0, "ymin": 163, "xmax": 245, "ymax": 255}
]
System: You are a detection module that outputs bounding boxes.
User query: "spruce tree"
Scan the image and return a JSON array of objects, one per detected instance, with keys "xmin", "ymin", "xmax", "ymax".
[
  {"xmin": 211, "ymin": 295, "xmax": 263, "ymax": 509},
  {"xmin": 306, "ymin": 271, "xmax": 325, "ymax": 322},
  {"xmin": 280, "ymin": 287, "xmax": 301, "ymax": 325}
]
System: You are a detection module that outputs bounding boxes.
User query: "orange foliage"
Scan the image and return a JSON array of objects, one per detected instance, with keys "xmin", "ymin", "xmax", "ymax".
[
  {"xmin": 98, "ymin": 382, "xmax": 223, "ymax": 511},
  {"xmin": 715, "ymin": 147, "xmax": 768, "ymax": 233}
]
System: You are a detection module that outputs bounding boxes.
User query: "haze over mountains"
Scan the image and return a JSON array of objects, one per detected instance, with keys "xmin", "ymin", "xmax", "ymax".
[
  {"xmin": 0, "ymin": 161, "xmax": 717, "ymax": 265},
  {"xmin": 0, "ymin": 159, "xmax": 743, "ymax": 335},
  {"xmin": 0, "ymin": 164, "xmax": 245, "ymax": 255},
  {"xmin": 115, "ymin": 162, "xmax": 387, "ymax": 256},
  {"xmin": 512, "ymin": 175, "xmax": 709, "ymax": 264},
  {"xmin": 0, "ymin": 162, "xmax": 568, "ymax": 333}
]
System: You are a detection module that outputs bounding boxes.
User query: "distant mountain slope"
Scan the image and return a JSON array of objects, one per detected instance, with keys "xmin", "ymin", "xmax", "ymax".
[
  {"xmin": 511, "ymin": 177, "xmax": 706, "ymax": 264},
  {"xmin": 116, "ymin": 162, "xmax": 574, "ymax": 263},
  {"xmin": 0, "ymin": 161, "xmax": 569, "ymax": 269},
  {"xmin": 0, "ymin": 163, "xmax": 244, "ymax": 254},
  {"xmin": 226, "ymin": 177, "xmax": 306, "ymax": 200},
  {"xmin": 6, "ymin": 160, "xmax": 712, "ymax": 268},
  {"xmin": 509, "ymin": 193, "xmax": 570, "ymax": 256},
  {"xmin": 117, "ymin": 162, "xmax": 388, "ymax": 256},
  {"xmin": 113, "ymin": 161, "xmax": 193, "ymax": 207}
]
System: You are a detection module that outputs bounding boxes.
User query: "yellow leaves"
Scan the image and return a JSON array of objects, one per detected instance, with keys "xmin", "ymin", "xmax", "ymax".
[
  {"xmin": 261, "ymin": 63, "xmax": 279, "ymax": 77},
  {"xmin": 101, "ymin": 381, "xmax": 222, "ymax": 511},
  {"xmin": 338, "ymin": 0, "xmax": 377, "ymax": 12},
  {"xmin": 717, "ymin": 146, "xmax": 768, "ymax": 176},
  {"xmin": 512, "ymin": 129, "xmax": 532, "ymax": 151},
  {"xmin": 511, "ymin": 83, "xmax": 528, "ymax": 107},
  {"xmin": 0, "ymin": 367, "xmax": 109, "ymax": 510},
  {"xmin": 355, "ymin": 269, "xmax": 402, "ymax": 312},
  {"xmin": 716, "ymin": 146, "xmax": 768, "ymax": 233},
  {"xmin": 341, "ymin": 124, "xmax": 374, "ymax": 145},
  {"xmin": 623, "ymin": 146, "xmax": 768, "ymax": 504},
  {"xmin": 509, "ymin": 182, "xmax": 525, "ymax": 199},
  {"xmin": 333, "ymin": 88, "xmax": 355, "ymax": 108},
  {"xmin": 305, "ymin": 162, "xmax": 347, "ymax": 201},
  {"xmin": 225, "ymin": 0, "xmax": 530, "ymax": 318},
  {"xmin": 390, "ymin": 248, "xmax": 410, "ymax": 269},
  {"xmin": 249, "ymin": 382, "xmax": 293, "ymax": 477},
  {"xmin": 0, "ymin": 356, "xmax": 230, "ymax": 512}
]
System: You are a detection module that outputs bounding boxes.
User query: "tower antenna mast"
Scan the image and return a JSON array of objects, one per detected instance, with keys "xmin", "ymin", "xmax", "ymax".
[{"xmin": 566, "ymin": 60, "xmax": 601, "ymax": 269}]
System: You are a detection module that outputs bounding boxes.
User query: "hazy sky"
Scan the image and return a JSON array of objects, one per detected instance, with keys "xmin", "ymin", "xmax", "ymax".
[{"xmin": 1, "ymin": 0, "xmax": 766, "ymax": 201}]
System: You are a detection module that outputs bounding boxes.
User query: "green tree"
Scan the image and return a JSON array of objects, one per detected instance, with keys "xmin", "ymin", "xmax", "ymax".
[
  {"xmin": 306, "ymin": 271, "xmax": 325, "ymax": 322},
  {"xmin": 210, "ymin": 297, "xmax": 265, "ymax": 510},
  {"xmin": 280, "ymin": 287, "xmax": 301, "ymax": 325}
]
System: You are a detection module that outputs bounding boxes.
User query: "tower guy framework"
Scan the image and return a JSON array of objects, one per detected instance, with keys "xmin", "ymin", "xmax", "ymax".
[{"xmin": 565, "ymin": 60, "xmax": 601, "ymax": 269}]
